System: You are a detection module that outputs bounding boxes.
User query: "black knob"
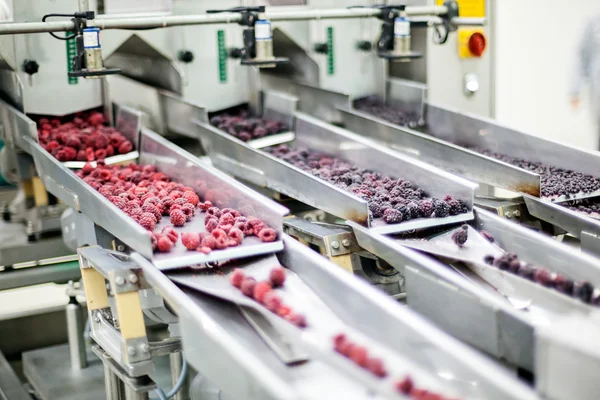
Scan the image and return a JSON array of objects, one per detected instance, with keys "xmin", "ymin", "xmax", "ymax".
[
  {"xmin": 23, "ymin": 60, "xmax": 39, "ymax": 75},
  {"xmin": 177, "ymin": 50, "xmax": 194, "ymax": 63},
  {"xmin": 313, "ymin": 43, "xmax": 328, "ymax": 54},
  {"xmin": 356, "ymin": 41, "xmax": 372, "ymax": 51},
  {"xmin": 229, "ymin": 48, "xmax": 244, "ymax": 59}
]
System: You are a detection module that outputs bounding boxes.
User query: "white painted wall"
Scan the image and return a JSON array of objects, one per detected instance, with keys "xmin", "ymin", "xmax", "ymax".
[{"xmin": 494, "ymin": 0, "xmax": 600, "ymax": 150}]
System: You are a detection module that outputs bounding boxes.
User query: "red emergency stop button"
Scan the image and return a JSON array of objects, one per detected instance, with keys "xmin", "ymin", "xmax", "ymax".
[{"xmin": 468, "ymin": 32, "xmax": 486, "ymax": 57}]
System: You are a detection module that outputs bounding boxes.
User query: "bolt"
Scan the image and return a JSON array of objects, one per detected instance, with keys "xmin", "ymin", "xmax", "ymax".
[
  {"xmin": 342, "ymin": 239, "xmax": 351, "ymax": 248},
  {"xmin": 140, "ymin": 343, "xmax": 150, "ymax": 353},
  {"xmin": 129, "ymin": 273, "xmax": 138, "ymax": 284},
  {"xmin": 514, "ymin": 210, "xmax": 521, "ymax": 218},
  {"xmin": 505, "ymin": 211, "xmax": 513, "ymax": 219},
  {"xmin": 331, "ymin": 240, "xmax": 340, "ymax": 250},
  {"xmin": 127, "ymin": 346, "xmax": 136, "ymax": 356},
  {"xmin": 115, "ymin": 276, "xmax": 125, "ymax": 286},
  {"xmin": 94, "ymin": 316, "xmax": 100, "ymax": 323},
  {"xmin": 117, "ymin": 244, "xmax": 125, "ymax": 251}
]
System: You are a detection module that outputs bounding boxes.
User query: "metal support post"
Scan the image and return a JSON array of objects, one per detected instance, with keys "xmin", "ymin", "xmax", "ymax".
[
  {"xmin": 66, "ymin": 296, "xmax": 88, "ymax": 370},
  {"xmin": 103, "ymin": 353, "xmax": 124, "ymax": 400},
  {"xmin": 170, "ymin": 352, "xmax": 184, "ymax": 400}
]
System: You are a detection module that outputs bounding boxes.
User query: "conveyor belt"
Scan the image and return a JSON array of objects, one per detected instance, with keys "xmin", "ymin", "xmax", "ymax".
[{"xmin": 196, "ymin": 112, "xmax": 477, "ymax": 234}]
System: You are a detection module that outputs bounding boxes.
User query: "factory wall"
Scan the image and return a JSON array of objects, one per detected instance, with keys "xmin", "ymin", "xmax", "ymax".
[{"xmin": 493, "ymin": 0, "xmax": 600, "ymax": 150}]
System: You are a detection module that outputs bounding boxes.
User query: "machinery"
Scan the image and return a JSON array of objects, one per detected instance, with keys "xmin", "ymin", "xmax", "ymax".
[{"xmin": 2, "ymin": 2, "xmax": 600, "ymax": 400}]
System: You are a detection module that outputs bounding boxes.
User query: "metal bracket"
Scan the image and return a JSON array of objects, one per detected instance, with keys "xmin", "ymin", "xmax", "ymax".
[
  {"xmin": 580, "ymin": 231, "xmax": 600, "ymax": 258},
  {"xmin": 283, "ymin": 216, "xmax": 361, "ymax": 257}
]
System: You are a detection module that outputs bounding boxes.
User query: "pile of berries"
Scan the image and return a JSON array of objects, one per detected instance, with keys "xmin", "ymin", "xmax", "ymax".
[
  {"xmin": 354, "ymin": 96, "xmax": 425, "ymax": 129},
  {"xmin": 229, "ymin": 266, "xmax": 307, "ymax": 328},
  {"xmin": 75, "ymin": 162, "xmax": 277, "ymax": 254},
  {"xmin": 564, "ymin": 198, "xmax": 600, "ymax": 217},
  {"xmin": 266, "ymin": 144, "xmax": 468, "ymax": 224},
  {"xmin": 210, "ymin": 109, "xmax": 288, "ymax": 142},
  {"xmin": 333, "ymin": 334, "xmax": 459, "ymax": 399},
  {"xmin": 484, "ymin": 254, "xmax": 599, "ymax": 306},
  {"xmin": 37, "ymin": 111, "xmax": 134, "ymax": 162},
  {"xmin": 468, "ymin": 147, "xmax": 600, "ymax": 199}
]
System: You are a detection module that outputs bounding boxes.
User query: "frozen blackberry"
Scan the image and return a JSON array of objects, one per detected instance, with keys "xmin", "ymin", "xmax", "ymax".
[
  {"xmin": 508, "ymin": 259, "xmax": 521, "ymax": 274},
  {"xmin": 573, "ymin": 281, "xmax": 594, "ymax": 304},
  {"xmin": 383, "ymin": 208, "xmax": 404, "ymax": 224},
  {"xmin": 451, "ymin": 225, "xmax": 468, "ymax": 248},
  {"xmin": 405, "ymin": 201, "xmax": 420, "ymax": 220},
  {"xmin": 431, "ymin": 198, "xmax": 450, "ymax": 218},
  {"xmin": 517, "ymin": 264, "xmax": 536, "ymax": 280},
  {"xmin": 393, "ymin": 204, "xmax": 410, "ymax": 219},
  {"xmin": 555, "ymin": 275, "xmax": 574, "ymax": 296},
  {"xmin": 446, "ymin": 199, "xmax": 463, "ymax": 216},
  {"xmin": 483, "ymin": 255, "xmax": 495, "ymax": 265},
  {"xmin": 418, "ymin": 200, "xmax": 434, "ymax": 218}
]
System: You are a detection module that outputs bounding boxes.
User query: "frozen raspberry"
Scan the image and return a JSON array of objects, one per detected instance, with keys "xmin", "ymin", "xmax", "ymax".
[
  {"xmin": 452, "ymin": 225, "xmax": 469, "ymax": 248},
  {"xmin": 215, "ymin": 237, "xmax": 228, "ymax": 249},
  {"xmin": 118, "ymin": 140, "xmax": 133, "ymax": 154},
  {"xmin": 253, "ymin": 281, "xmax": 272, "ymax": 303},
  {"xmin": 222, "ymin": 208, "xmax": 241, "ymax": 218},
  {"xmin": 366, "ymin": 358, "xmax": 388, "ymax": 378},
  {"xmin": 269, "ymin": 267, "xmax": 286, "ymax": 287},
  {"xmin": 65, "ymin": 136, "xmax": 81, "ymax": 148},
  {"xmin": 198, "ymin": 246, "xmax": 212, "ymax": 254},
  {"xmin": 555, "ymin": 275, "xmax": 574, "ymax": 295},
  {"xmin": 533, "ymin": 268, "xmax": 553, "ymax": 287},
  {"xmin": 240, "ymin": 277, "xmax": 256, "ymax": 297},
  {"xmin": 201, "ymin": 235, "xmax": 217, "ymax": 250},
  {"xmin": 150, "ymin": 233, "xmax": 158, "ymax": 250},
  {"xmin": 204, "ymin": 217, "xmax": 219, "ymax": 232},
  {"xmin": 109, "ymin": 132, "xmax": 124, "ymax": 147},
  {"xmin": 480, "ymin": 230, "xmax": 495, "ymax": 243},
  {"xmin": 395, "ymin": 376, "xmax": 414, "ymax": 395},
  {"xmin": 349, "ymin": 345, "xmax": 369, "ymax": 368},
  {"xmin": 211, "ymin": 228, "xmax": 227, "ymax": 241},
  {"xmin": 77, "ymin": 149, "xmax": 88, "ymax": 161},
  {"xmin": 198, "ymin": 201, "xmax": 212, "ymax": 211},
  {"xmin": 183, "ymin": 191, "xmax": 199, "ymax": 206},
  {"xmin": 95, "ymin": 149, "xmax": 107, "ymax": 160},
  {"xmin": 252, "ymin": 222, "xmax": 267, "ymax": 236},
  {"xmin": 383, "ymin": 208, "xmax": 404, "ymax": 224},
  {"xmin": 181, "ymin": 203, "xmax": 195, "ymax": 221},
  {"xmin": 207, "ymin": 207, "xmax": 222, "ymax": 218},
  {"xmin": 263, "ymin": 291, "xmax": 282, "ymax": 312},
  {"xmin": 106, "ymin": 145, "xmax": 115, "ymax": 157},
  {"xmin": 181, "ymin": 232, "xmax": 201, "ymax": 250},
  {"xmin": 229, "ymin": 268, "xmax": 245, "ymax": 288},
  {"xmin": 169, "ymin": 209, "xmax": 186, "ymax": 227},
  {"xmin": 219, "ymin": 212, "xmax": 235, "ymax": 226},
  {"xmin": 289, "ymin": 313, "xmax": 307, "ymax": 328},
  {"xmin": 161, "ymin": 226, "xmax": 179, "ymax": 244},
  {"xmin": 258, "ymin": 228, "xmax": 277, "ymax": 242},
  {"xmin": 139, "ymin": 212, "xmax": 157, "ymax": 231},
  {"xmin": 228, "ymin": 227, "xmax": 244, "ymax": 245},
  {"xmin": 157, "ymin": 236, "xmax": 173, "ymax": 252},
  {"xmin": 227, "ymin": 239, "xmax": 239, "ymax": 247},
  {"xmin": 142, "ymin": 203, "xmax": 162, "ymax": 222},
  {"xmin": 276, "ymin": 305, "xmax": 292, "ymax": 318},
  {"xmin": 82, "ymin": 162, "xmax": 94, "ymax": 175},
  {"xmin": 333, "ymin": 333, "xmax": 347, "ymax": 350},
  {"xmin": 85, "ymin": 147, "xmax": 95, "ymax": 161}
]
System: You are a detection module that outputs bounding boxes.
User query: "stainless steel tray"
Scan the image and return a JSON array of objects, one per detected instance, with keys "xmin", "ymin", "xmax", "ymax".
[
  {"xmin": 196, "ymin": 111, "xmax": 477, "ymax": 234},
  {"xmin": 27, "ymin": 128, "xmax": 287, "ymax": 269}
]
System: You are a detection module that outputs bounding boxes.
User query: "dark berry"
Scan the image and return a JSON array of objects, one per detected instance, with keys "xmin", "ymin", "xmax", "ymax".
[
  {"xmin": 573, "ymin": 281, "xmax": 594, "ymax": 304},
  {"xmin": 480, "ymin": 230, "xmax": 495, "ymax": 243},
  {"xmin": 431, "ymin": 198, "xmax": 450, "ymax": 218},
  {"xmin": 451, "ymin": 228, "xmax": 468, "ymax": 248}
]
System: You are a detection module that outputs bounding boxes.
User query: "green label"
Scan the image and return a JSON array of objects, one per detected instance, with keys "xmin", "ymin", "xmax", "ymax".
[
  {"xmin": 217, "ymin": 30, "xmax": 227, "ymax": 83},
  {"xmin": 327, "ymin": 26, "xmax": 334, "ymax": 75},
  {"xmin": 65, "ymin": 31, "xmax": 78, "ymax": 85}
]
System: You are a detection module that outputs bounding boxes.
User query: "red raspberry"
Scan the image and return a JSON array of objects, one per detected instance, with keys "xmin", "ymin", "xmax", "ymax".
[
  {"xmin": 276, "ymin": 305, "xmax": 291, "ymax": 318},
  {"xmin": 395, "ymin": 376, "xmax": 414, "ymax": 395},
  {"xmin": 219, "ymin": 224, "xmax": 233, "ymax": 233},
  {"xmin": 181, "ymin": 203, "xmax": 195, "ymax": 221},
  {"xmin": 228, "ymin": 227, "xmax": 244, "ymax": 245},
  {"xmin": 88, "ymin": 112, "xmax": 105, "ymax": 126},
  {"xmin": 169, "ymin": 209, "xmax": 186, "ymax": 227},
  {"xmin": 198, "ymin": 246, "xmax": 212, "ymax": 254},
  {"xmin": 234, "ymin": 222, "xmax": 247, "ymax": 232},
  {"xmin": 349, "ymin": 345, "xmax": 369, "ymax": 368},
  {"xmin": 109, "ymin": 132, "xmax": 124, "ymax": 147},
  {"xmin": 227, "ymin": 239, "xmax": 239, "ymax": 247},
  {"xmin": 198, "ymin": 200, "xmax": 212, "ymax": 211},
  {"xmin": 222, "ymin": 208, "xmax": 242, "ymax": 218},
  {"xmin": 366, "ymin": 358, "xmax": 387, "ymax": 378},
  {"xmin": 82, "ymin": 162, "xmax": 94, "ymax": 175},
  {"xmin": 201, "ymin": 235, "xmax": 217, "ymax": 250},
  {"xmin": 215, "ymin": 237, "xmax": 228, "ymax": 249},
  {"xmin": 139, "ymin": 212, "xmax": 157, "ymax": 231},
  {"xmin": 157, "ymin": 236, "xmax": 173, "ymax": 252},
  {"xmin": 181, "ymin": 232, "xmax": 201, "ymax": 250},
  {"xmin": 211, "ymin": 228, "xmax": 227, "ymax": 241},
  {"xmin": 333, "ymin": 334, "xmax": 347, "ymax": 349},
  {"xmin": 219, "ymin": 212, "xmax": 235, "ymax": 226},
  {"xmin": 106, "ymin": 144, "xmax": 115, "ymax": 157},
  {"xmin": 183, "ymin": 191, "xmax": 199, "ymax": 206},
  {"xmin": 142, "ymin": 203, "xmax": 162, "ymax": 222},
  {"xmin": 77, "ymin": 149, "xmax": 87, "ymax": 161},
  {"xmin": 205, "ymin": 217, "xmax": 218, "ymax": 232},
  {"xmin": 95, "ymin": 149, "xmax": 107, "ymax": 160},
  {"xmin": 118, "ymin": 140, "xmax": 133, "ymax": 154},
  {"xmin": 263, "ymin": 291, "xmax": 282, "ymax": 312},
  {"xmin": 258, "ymin": 228, "xmax": 277, "ymax": 242},
  {"xmin": 207, "ymin": 207, "xmax": 221, "ymax": 218},
  {"xmin": 161, "ymin": 226, "xmax": 179, "ymax": 244},
  {"xmin": 65, "ymin": 136, "xmax": 81, "ymax": 148},
  {"xmin": 160, "ymin": 198, "xmax": 174, "ymax": 214},
  {"xmin": 95, "ymin": 135, "xmax": 108, "ymax": 149},
  {"xmin": 269, "ymin": 267, "xmax": 286, "ymax": 287},
  {"xmin": 129, "ymin": 207, "xmax": 143, "ymax": 221},
  {"xmin": 46, "ymin": 140, "xmax": 60, "ymax": 151},
  {"xmin": 229, "ymin": 268, "xmax": 245, "ymax": 288},
  {"xmin": 240, "ymin": 277, "xmax": 256, "ymax": 297},
  {"xmin": 253, "ymin": 223, "xmax": 267, "ymax": 237},
  {"xmin": 85, "ymin": 147, "xmax": 95, "ymax": 161},
  {"xmin": 289, "ymin": 313, "xmax": 307, "ymax": 328},
  {"xmin": 99, "ymin": 170, "xmax": 112, "ymax": 181},
  {"xmin": 253, "ymin": 281, "xmax": 272, "ymax": 303},
  {"xmin": 174, "ymin": 197, "xmax": 187, "ymax": 206}
]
